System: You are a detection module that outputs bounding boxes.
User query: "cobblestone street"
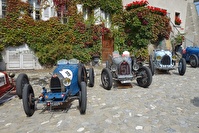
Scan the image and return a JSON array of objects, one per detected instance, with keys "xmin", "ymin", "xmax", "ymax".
[{"xmin": 0, "ymin": 65, "xmax": 199, "ymax": 133}]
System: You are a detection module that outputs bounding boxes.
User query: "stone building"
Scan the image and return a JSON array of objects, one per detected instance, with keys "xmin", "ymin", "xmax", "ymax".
[{"xmin": 0, "ymin": 0, "xmax": 198, "ymax": 69}]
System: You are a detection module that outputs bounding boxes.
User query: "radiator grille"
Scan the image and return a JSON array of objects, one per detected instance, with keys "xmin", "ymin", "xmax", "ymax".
[
  {"xmin": 119, "ymin": 61, "xmax": 130, "ymax": 75},
  {"xmin": 161, "ymin": 55, "xmax": 170, "ymax": 65}
]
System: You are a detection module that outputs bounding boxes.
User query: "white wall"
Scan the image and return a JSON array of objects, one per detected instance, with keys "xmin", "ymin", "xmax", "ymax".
[{"xmin": 0, "ymin": 0, "xmax": 2, "ymax": 18}]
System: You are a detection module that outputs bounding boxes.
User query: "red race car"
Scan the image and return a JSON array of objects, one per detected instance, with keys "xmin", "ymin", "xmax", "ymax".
[{"xmin": 0, "ymin": 71, "xmax": 28, "ymax": 103}]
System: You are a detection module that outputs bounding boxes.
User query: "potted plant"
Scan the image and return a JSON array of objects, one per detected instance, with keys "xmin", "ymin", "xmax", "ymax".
[
  {"xmin": 175, "ymin": 17, "xmax": 182, "ymax": 25},
  {"xmin": 91, "ymin": 51, "xmax": 101, "ymax": 66}
]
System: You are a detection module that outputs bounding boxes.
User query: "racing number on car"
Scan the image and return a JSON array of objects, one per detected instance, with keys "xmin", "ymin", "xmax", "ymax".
[
  {"xmin": 59, "ymin": 69, "xmax": 73, "ymax": 86},
  {"xmin": 120, "ymin": 62, "xmax": 130, "ymax": 75}
]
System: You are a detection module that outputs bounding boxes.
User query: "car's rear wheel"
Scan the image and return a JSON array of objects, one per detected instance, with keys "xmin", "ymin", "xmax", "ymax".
[
  {"xmin": 79, "ymin": 82, "xmax": 87, "ymax": 114},
  {"xmin": 136, "ymin": 66, "xmax": 152, "ymax": 88},
  {"xmin": 101, "ymin": 68, "xmax": 113, "ymax": 90},
  {"xmin": 16, "ymin": 73, "xmax": 29, "ymax": 99},
  {"xmin": 149, "ymin": 55, "xmax": 155, "ymax": 76},
  {"xmin": 190, "ymin": 54, "xmax": 198, "ymax": 68},
  {"xmin": 178, "ymin": 58, "xmax": 186, "ymax": 75},
  {"xmin": 22, "ymin": 84, "xmax": 35, "ymax": 117},
  {"xmin": 88, "ymin": 68, "xmax": 94, "ymax": 87}
]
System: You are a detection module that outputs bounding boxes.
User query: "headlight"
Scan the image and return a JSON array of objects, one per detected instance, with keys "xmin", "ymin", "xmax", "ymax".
[
  {"xmin": 133, "ymin": 63, "xmax": 139, "ymax": 71},
  {"xmin": 111, "ymin": 65, "xmax": 117, "ymax": 71},
  {"xmin": 63, "ymin": 78, "xmax": 71, "ymax": 86},
  {"xmin": 156, "ymin": 56, "xmax": 161, "ymax": 61},
  {"xmin": 172, "ymin": 55, "xmax": 177, "ymax": 61}
]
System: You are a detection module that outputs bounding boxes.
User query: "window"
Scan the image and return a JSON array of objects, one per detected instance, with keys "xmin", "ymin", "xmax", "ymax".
[
  {"xmin": 2, "ymin": 0, "xmax": 6, "ymax": 18},
  {"xmin": 175, "ymin": 12, "xmax": 181, "ymax": 25},
  {"xmin": 35, "ymin": 10, "xmax": 40, "ymax": 20},
  {"xmin": 83, "ymin": 8, "xmax": 91, "ymax": 21},
  {"xmin": 57, "ymin": 4, "xmax": 67, "ymax": 24}
]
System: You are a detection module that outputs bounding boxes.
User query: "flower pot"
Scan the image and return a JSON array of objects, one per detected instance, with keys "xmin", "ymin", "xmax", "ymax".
[{"xmin": 91, "ymin": 55, "xmax": 100, "ymax": 66}]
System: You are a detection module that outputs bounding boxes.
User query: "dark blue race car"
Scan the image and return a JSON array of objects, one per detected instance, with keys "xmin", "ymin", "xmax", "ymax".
[
  {"xmin": 182, "ymin": 46, "xmax": 199, "ymax": 68},
  {"xmin": 17, "ymin": 58, "xmax": 94, "ymax": 117}
]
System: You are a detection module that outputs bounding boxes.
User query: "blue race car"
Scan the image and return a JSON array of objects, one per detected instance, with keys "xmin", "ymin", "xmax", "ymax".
[
  {"xmin": 17, "ymin": 58, "xmax": 94, "ymax": 117},
  {"xmin": 182, "ymin": 46, "xmax": 199, "ymax": 68}
]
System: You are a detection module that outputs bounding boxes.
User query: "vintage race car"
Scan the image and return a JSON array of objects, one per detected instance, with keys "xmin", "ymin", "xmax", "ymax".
[
  {"xmin": 149, "ymin": 50, "xmax": 186, "ymax": 75},
  {"xmin": 17, "ymin": 58, "xmax": 94, "ymax": 117},
  {"xmin": 101, "ymin": 51, "xmax": 152, "ymax": 90},
  {"xmin": 0, "ymin": 71, "xmax": 28, "ymax": 103},
  {"xmin": 182, "ymin": 46, "xmax": 199, "ymax": 68},
  {"xmin": 0, "ymin": 72, "xmax": 15, "ymax": 98}
]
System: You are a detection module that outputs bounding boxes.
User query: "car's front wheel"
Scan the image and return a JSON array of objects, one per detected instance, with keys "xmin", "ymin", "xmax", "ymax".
[
  {"xmin": 190, "ymin": 54, "xmax": 198, "ymax": 68},
  {"xmin": 22, "ymin": 84, "xmax": 35, "ymax": 117},
  {"xmin": 178, "ymin": 58, "xmax": 186, "ymax": 75},
  {"xmin": 79, "ymin": 82, "xmax": 87, "ymax": 115},
  {"xmin": 136, "ymin": 66, "xmax": 152, "ymax": 88},
  {"xmin": 101, "ymin": 68, "xmax": 113, "ymax": 90}
]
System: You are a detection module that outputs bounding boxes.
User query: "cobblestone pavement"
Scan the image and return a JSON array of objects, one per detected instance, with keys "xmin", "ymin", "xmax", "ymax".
[{"xmin": 0, "ymin": 64, "xmax": 199, "ymax": 133}]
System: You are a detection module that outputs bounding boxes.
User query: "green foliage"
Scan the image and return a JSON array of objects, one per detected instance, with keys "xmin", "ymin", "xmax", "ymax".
[
  {"xmin": 112, "ymin": 1, "xmax": 172, "ymax": 60},
  {"xmin": 0, "ymin": 0, "xmax": 108, "ymax": 67},
  {"xmin": 0, "ymin": 0, "xmax": 172, "ymax": 66},
  {"xmin": 171, "ymin": 33, "xmax": 185, "ymax": 48},
  {"xmin": 81, "ymin": 0, "xmax": 123, "ymax": 13}
]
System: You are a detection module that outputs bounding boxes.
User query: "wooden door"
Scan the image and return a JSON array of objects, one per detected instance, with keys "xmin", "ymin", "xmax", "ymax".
[
  {"xmin": 102, "ymin": 35, "xmax": 114, "ymax": 62},
  {"xmin": 6, "ymin": 51, "xmax": 35, "ymax": 70}
]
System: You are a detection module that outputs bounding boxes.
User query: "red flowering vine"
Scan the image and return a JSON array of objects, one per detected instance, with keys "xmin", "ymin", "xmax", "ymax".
[
  {"xmin": 125, "ymin": 0, "xmax": 148, "ymax": 11},
  {"xmin": 147, "ymin": 6, "xmax": 167, "ymax": 16}
]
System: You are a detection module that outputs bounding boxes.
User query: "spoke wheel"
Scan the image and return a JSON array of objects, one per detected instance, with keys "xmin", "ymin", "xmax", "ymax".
[
  {"xmin": 136, "ymin": 66, "xmax": 152, "ymax": 88},
  {"xmin": 190, "ymin": 54, "xmax": 198, "ymax": 68},
  {"xmin": 79, "ymin": 82, "xmax": 87, "ymax": 114},
  {"xmin": 101, "ymin": 68, "xmax": 113, "ymax": 90},
  {"xmin": 22, "ymin": 84, "xmax": 35, "ymax": 117}
]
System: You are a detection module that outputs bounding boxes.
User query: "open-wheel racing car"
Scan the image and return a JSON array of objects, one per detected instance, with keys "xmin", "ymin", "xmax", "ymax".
[
  {"xmin": 101, "ymin": 51, "xmax": 152, "ymax": 90},
  {"xmin": 0, "ymin": 70, "xmax": 30, "ymax": 104},
  {"xmin": 182, "ymin": 46, "xmax": 199, "ymax": 68},
  {"xmin": 0, "ymin": 72, "xmax": 16, "ymax": 101},
  {"xmin": 149, "ymin": 49, "xmax": 186, "ymax": 75},
  {"xmin": 17, "ymin": 58, "xmax": 95, "ymax": 117}
]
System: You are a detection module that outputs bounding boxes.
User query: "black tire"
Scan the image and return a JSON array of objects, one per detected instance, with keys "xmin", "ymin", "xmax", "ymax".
[
  {"xmin": 149, "ymin": 55, "xmax": 155, "ymax": 76},
  {"xmin": 16, "ymin": 73, "xmax": 29, "ymax": 99},
  {"xmin": 189, "ymin": 54, "xmax": 198, "ymax": 68},
  {"xmin": 79, "ymin": 82, "xmax": 87, "ymax": 114},
  {"xmin": 178, "ymin": 58, "xmax": 186, "ymax": 76},
  {"xmin": 136, "ymin": 66, "xmax": 152, "ymax": 88},
  {"xmin": 22, "ymin": 84, "xmax": 35, "ymax": 117},
  {"xmin": 101, "ymin": 68, "xmax": 113, "ymax": 90},
  {"xmin": 88, "ymin": 68, "xmax": 94, "ymax": 87},
  {"xmin": 78, "ymin": 64, "xmax": 87, "ymax": 87}
]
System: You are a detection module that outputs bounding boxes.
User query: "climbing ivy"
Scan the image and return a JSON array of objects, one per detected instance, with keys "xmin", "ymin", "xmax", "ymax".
[{"xmin": 0, "ymin": 0, "xmax": 120, "ymax": 66}]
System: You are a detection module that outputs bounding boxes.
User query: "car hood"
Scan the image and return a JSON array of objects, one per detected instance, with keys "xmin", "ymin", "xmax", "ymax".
[{"xmin": 154, "ymin": 50, "xmax": 172, "ymax": 57}]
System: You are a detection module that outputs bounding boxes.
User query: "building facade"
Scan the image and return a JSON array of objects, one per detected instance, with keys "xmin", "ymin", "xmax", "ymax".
[{"xmin": 0, "ymin": 0, "xmax": 199, "ymax": 69}]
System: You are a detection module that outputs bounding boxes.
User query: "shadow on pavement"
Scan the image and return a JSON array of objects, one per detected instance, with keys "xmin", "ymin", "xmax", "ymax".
[
  {"xmin": 0, "ymin": 93, "xmax": 16, "ymax": 105},
  {"xmin": 190, "ymin": 97, "xmax": 199, "ymax": 107}
]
